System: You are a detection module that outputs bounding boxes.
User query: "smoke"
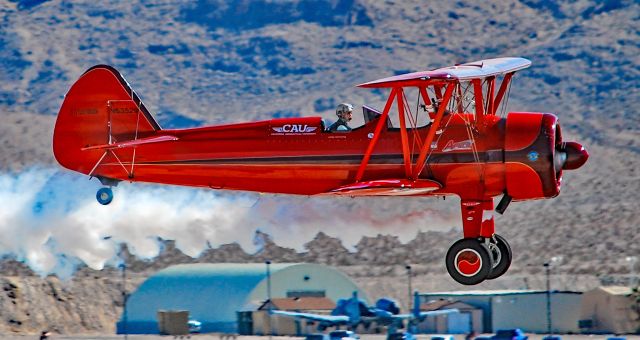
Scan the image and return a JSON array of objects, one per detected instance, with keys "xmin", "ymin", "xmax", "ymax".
[{"xmin": 0, "ymin": 168, "xmax": 459, "ymax": 277}]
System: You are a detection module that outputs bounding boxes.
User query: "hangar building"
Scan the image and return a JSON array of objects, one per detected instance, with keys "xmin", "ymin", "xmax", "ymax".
[
  {"xmin": 117, "ymin": 263, "xmax": 367, "ymax": 334},
  {"xmin": 579, "ymin": 286, "xmax": 640, "ymax": 334},
  {"xmin": 419, "ymin": 290, "xmax": 583, "ymax": 333}
]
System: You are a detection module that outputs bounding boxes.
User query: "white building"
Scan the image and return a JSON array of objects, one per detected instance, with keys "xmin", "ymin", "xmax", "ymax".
[
  {"xmin": 419, "ymin": 290, "xmax": 583, "ymax": 333},
  {"xmin": 580, "ymin": 286, "xmax": 640, "ymax": 334}
]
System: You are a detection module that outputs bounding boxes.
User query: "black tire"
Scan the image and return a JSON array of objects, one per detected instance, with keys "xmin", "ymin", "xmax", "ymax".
[
  {"xmin": 96, "ymin": 187, "xmax": 113, "ymax": 205},
  {"xmin": 486, "ymin": 234, "xmax": 513, "ymax": 280},
  {"xmin": 445, "ymin": 238, "xmax": 494, "ymax": 285}
]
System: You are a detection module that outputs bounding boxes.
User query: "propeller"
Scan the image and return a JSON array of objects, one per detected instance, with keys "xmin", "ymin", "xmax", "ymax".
[{"xmin": 554, "ymin": 141, "xmax": 589, "ymax": 173}]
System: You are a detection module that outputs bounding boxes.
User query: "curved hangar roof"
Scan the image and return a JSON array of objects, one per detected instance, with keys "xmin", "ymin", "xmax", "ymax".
[{"xmin": 120, "ymin": 263, "xmax": 366, "ymax": 334}]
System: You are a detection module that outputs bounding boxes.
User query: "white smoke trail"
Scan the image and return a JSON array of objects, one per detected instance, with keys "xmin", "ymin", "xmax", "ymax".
[{"xmin": 0, "ymin": 168, "xmax": 459, "ymax": 277}]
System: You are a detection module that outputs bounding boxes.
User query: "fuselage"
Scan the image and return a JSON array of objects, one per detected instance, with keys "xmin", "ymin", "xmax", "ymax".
[
  {"xmin": 78, "ymin": 111, "xmax": 563, "ymax": 201},
  {"xmin": 53, "ymin": 64, "xmax": 588, "ymax": 203}
]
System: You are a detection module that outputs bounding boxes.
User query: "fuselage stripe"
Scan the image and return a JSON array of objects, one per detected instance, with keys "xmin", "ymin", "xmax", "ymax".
[{"xmin": 120, "ymin": 152, "xmax": 503, "ymax": 166}]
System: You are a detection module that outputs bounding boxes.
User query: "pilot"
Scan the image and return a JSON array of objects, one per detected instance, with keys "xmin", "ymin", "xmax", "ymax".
[
  {"xmin": 425, "ymin": 97, "xmax": 450, "ymax": 121},
  {"xmin": 328, "ymin": 103, "xmax": 353, "ymax": 132}
]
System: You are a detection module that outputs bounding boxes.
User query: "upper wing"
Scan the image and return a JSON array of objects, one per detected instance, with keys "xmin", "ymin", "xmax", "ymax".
[
  {"xmin": 271, "ymin": 310, "xmax": 350, "ymax": 325},
  {"xmin": 358, "ymin": 57, "xmax": 531, "ymax": 88}
]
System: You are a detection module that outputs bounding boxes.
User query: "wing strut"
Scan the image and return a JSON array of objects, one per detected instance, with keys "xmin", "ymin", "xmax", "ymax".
[
  {"xmin": 355, "ymin": 83, "xmax": 455, "ymax": 182},
  {"xmin": 485, "ymin": 76, "xmax": 496, "ymax": 120},
  {"xmin": 411, "ymin": 83, "xmax": 455, "ymax": 178},
  {"xmin": 396, "ymin": 89, "xmax": 412, "ymax": 178},
  {"xmin": 473, "ymin": 79, "xmax": 484, "ymax": 123},
  {"xmin": 492, "ymin": 72, "xmax": 514, "ymax": 114},
  {"xmin": 355, "ymin": 88, "xmax": 398, "ymax": 182}
]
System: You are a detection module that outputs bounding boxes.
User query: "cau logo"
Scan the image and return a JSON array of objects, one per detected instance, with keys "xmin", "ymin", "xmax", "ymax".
[{"xmin": 272, "ymin": 124, "xmax": 318, "ymax": 134}]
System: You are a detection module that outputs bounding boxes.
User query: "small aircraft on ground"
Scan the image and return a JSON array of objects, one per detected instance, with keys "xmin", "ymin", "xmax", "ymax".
[
  {"xmin": 270, "ymin": 292, "xmax": 457, "ymax": 334},
  {"xmin": 53, "ymin": 57, "xmax": 588, "ymax": 285}
]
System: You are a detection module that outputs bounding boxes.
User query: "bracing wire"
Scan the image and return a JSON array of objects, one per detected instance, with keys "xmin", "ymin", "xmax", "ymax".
[
  {"xmin": 461, "ymin": 82, "xmax": 475, "ymax": 113},
  {"xmin": 403, "ymin": 90, "xmax": 423, "ymax": 155},
  {"xmin": 500, "ymin": 77, "xmax": 513, "ymax": 118},
  {"xmin": 457, "ymin": 83, "xmax": 482, "ymax": 166},
  {"xmin": 403, "ymin": 90, "xmax": 418, "ymax": 163}
]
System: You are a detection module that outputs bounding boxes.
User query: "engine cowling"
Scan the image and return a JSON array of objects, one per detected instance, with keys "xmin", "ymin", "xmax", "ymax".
[{"xmin": 504, "ymin": 112, "xmax": 588, "ymax": 200}]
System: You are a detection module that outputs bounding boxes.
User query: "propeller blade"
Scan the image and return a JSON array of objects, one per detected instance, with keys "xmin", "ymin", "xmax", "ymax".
[{"xmin": 558, "ymin": 142, "xmax": 589, "ymax": 170}]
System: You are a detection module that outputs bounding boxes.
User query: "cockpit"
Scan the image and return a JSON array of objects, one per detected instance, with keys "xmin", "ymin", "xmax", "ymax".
[{"xmin": 322, "ymin": 105, "xmax": 393, "ymax": 132}]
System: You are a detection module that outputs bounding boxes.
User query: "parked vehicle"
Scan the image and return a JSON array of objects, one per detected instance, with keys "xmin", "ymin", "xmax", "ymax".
[
  {"xmin": 329, "ymin": 330, "xmax": 360, "ymax": 340},
  {"xmin": 187, "ymin": 319, "xmax": 201, "ymax": 333},
  {"xmin": 388, "ymin": 331, "xmax": 417, "ymax": 340},
  {"xmin": 306, "ymin": 334, "xmax": 330, "ymax": 340},
  {"xmin": 492, "ymin": 329, "xmax": 528, "ymax": 340},
  {"xmin": 542, "ymin": 336, "xmax": 562, "ymax": 340},
  {"xmin": 431, "ymin": 335, "xmax": 455, "ymax": 340}
]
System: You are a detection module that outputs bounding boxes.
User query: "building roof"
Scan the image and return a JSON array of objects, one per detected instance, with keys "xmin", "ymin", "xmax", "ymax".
[
  {"xmin": 259, "ymin": 297, "xmax": 336, "ymax": 311},
  {"xmin": 121, "ymin": 263, "xmax": 366, "ymax": 334},
  {"xmin": 124, "ymin": 263, "xmax": 296, "ymax": 327},
  {"xmin": 598, "ymin": 286, "xmax": 633, "ymax": 295},
  {"xmin": 420, "ymin": 299, "xmax": 477, "ymax": 311},
  {"xmin": 421, "ymin": 289, "xmax": 582, "ymax": 297},
  {"xmin": 421, "ymin": 299, "xmax": 457, "ymax": 311}
]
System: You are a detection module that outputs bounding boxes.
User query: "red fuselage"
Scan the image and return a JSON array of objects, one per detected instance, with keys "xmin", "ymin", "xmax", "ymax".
[
  {"xmin": 54, "ymin": 65, "xmax": 588, "ymax": 204},
  {"xmin": 56, "ymin": 109, "xmax": 569, "ymax": 202}
]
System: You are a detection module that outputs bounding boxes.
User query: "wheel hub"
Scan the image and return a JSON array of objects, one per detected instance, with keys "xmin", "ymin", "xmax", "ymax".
[
  {"xmin": 454, "ymin": 249, "xmax": 482, "ymax": 277},
  {"xmin": 488, "ymin": 242, "xmax": 502, "ymax": 269}
]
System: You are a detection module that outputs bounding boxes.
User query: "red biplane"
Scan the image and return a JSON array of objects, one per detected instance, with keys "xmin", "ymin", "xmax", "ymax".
[{"xmin": 53, "ymin": 57, "xmax": 588, "ymax": 285}]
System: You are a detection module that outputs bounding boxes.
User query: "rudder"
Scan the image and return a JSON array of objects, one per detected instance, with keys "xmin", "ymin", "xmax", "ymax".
[{"xmin": 53, "ymin": 65, "xmax": 161, "ymax": 176}]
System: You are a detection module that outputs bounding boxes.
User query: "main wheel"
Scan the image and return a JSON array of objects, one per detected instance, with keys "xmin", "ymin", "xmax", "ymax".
[
  {"xmin": 486, "ymin": 234, "xmax": 512, "ymax": 280},
  {"xmin": 96, "ymin": 187, "xmax": 114, "ymax": 205},
  {"xmin": 446, "ymin": 238, "xmax": 494, "ymax": 285}
]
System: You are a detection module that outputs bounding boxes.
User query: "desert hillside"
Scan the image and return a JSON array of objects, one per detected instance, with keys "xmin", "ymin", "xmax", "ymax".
[{"xmin": 0, "ymin": 0, "xmax": 638, "ymax": 335}]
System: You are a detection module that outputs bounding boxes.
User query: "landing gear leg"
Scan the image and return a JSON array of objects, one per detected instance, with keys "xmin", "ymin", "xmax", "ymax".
[
  {"xmin": 447, "ymin": 198, "xmax": 498, "ymax": 285},
  {"xmin": 485, "ymin": 234, "xmax": 512, "ymax": 279},
  {"xmin": 445, "ymin": 238, "xmax": 494, "ymax": 285},
  {"xmin": 96, "ymin": 187, "xmax": 114, "ymax": 205}
]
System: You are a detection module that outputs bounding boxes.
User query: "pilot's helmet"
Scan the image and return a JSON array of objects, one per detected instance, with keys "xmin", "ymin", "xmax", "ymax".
[{"xmin": 336, "ymin": 103, "xmax": 354, "ymax": 120}]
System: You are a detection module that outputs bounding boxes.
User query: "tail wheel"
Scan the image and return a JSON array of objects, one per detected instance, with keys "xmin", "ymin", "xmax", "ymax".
[
  {"xmin": 446, "ymin": 238, "xmax": 493, "ymax": 285},
  {"xmin": 486, "ymin": 234, "xmax": 512, "ymax": 280},
  {"xmin": 96, "ymin": 187, "xmax": 114, "ymax": 205}
]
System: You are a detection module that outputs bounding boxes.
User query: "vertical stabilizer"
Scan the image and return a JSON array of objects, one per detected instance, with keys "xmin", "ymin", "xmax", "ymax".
[{"xmin": 53, "ymin": 65, "xmax": 160, "ymax": 175}]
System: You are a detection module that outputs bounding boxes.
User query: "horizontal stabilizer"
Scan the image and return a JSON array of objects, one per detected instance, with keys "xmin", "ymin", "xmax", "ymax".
[
  {"xmin": 326, "ymin": 179, "xmax": 441, "ymax": 196},
  {"xmin": 81, "ymin": 135, "xmax": 178, "ymax": 151}
]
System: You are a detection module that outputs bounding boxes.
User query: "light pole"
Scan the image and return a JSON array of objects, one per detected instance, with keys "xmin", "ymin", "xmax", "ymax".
[
  {"xmin": 405, "ymin": 265, "xmax": 412, "ymax": 312},
  {"xmin": 266, "ymin": 260, "xmax": 272, "ymax": 338},
  {"xmin": 120, "ymin": 261, "xmax": 128, "ymax": 340},
  {"xmin": 626, "ymin": 256, "xmax": 638, "ymax": 288},
  {"xmin": 543, "ymin": 262, "xmax": 551, "ymax": 337},
  {"xmin": 103, "ymin": 236, "xmax": 127, "ymax": 340},
  {"xmin": 543, "ymin": 256, "xmax": 562, "ymax": 339}
]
